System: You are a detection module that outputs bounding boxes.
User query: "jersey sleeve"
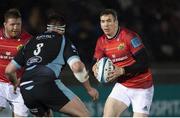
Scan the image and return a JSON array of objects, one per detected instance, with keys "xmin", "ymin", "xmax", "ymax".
[
  {"xmin": 126, "ymin": 32, "xmax": 144, "ymax": 55},
  {"xmin": 63, "ymin": 37, "xmax": 80, "ymax": 63},
  {"xmin": 93, "ymin": 38, "xmax": 104, "ymax": 60}
]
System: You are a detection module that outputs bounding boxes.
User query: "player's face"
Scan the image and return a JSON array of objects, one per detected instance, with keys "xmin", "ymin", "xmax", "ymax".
[
  {"xmin": 100, "ymin": 14, "xmax": 118, "ymax": 37},
  {"xmin": 4, "ymin": 18, "xmax": 22, "ymax": 38}
]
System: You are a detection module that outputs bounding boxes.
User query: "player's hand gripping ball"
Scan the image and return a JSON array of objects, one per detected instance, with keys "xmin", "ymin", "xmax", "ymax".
[{"xmin": 96, "ymin": 57, "xmax": 114, "ymax": 83}]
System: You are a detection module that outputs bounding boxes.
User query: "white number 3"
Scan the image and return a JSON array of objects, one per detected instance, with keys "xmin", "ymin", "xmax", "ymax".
[{"xmin": 34, "ymin": 43, "xmax": 44, "ymax": 55}]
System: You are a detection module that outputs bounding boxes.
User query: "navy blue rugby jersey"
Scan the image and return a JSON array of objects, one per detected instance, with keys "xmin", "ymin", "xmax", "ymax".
[{"xmin": 13, "ymin": 31, "xmax": 79, "ymax": 78}]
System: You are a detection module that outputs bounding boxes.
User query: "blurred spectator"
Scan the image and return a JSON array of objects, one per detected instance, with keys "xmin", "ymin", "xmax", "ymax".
[{"xmin": 25, "ymin": 6, "xmax": 46, "ymax": 35}]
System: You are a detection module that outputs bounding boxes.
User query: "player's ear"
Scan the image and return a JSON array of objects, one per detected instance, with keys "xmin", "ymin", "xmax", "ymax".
[
  {"xmin": 115, "ymin": 20, "xmax": 118, "ymax": 26},
  {"xmin": 3, "ymin": 22, "xmax": 6, "ymax": 27}
]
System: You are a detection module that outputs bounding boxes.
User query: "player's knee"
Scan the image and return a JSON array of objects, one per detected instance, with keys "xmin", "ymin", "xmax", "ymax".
[
  {"xmin": 85, "ymin": 111, "xmax": 90, "ymax": 117},
  {"xmin": 59, "ymin": 97, "xmax": 91, "ymax": 117},
  {"xmin": 44, "ymin": 109, "xmax": 53, "ymax": 117},
  {"xmin": 75, "ymin": 100, "xmax": 90, "ymax": 117},
  {"xmin": 72, "ymin": 110, "xmax": 90, "ymax": 117},
  {"xmin": 79, "ymin": 110, "xmax": 90, "ymax": 117}
]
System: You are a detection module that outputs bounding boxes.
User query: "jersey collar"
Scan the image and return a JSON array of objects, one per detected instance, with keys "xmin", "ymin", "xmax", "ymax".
[{"xmin": 106, "ymin": 27, "xmax": 120, "ymax": 40}]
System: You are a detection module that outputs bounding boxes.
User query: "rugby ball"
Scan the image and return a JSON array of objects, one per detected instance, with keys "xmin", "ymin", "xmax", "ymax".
[{"xmin": 96, "ymin": 57, "xmax": 114, "ymax": 83}]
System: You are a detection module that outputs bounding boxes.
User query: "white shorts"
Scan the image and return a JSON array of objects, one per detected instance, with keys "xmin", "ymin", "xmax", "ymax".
[
  {"xmin": 109, "ymin": 83, "xmax": 154, "ymax": 114},
  {"xmin": 0, "ymin": 82, "xmax": 29, "ymax": 116}
]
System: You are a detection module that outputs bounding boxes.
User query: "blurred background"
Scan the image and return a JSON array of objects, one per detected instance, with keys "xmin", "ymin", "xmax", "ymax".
[{"xmin": 0, "ymin": 0, "xmax": 180, "ymax": 117}]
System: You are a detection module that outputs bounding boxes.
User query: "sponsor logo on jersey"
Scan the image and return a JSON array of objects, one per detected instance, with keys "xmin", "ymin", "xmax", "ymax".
[
  {"xmin": 0, "ymin": 51, "xmax": 13, "ymax": 60},
  {"xmin": 112, "ymin": 54, "xmax": 116, "ymax": 58},
  {"xmin": 26, "ymin": 56, "xmax": 42, "ymax": 66},
  {"xmin": 131, "ymin": 37, "xmax": 142, "ymax": 48},
  {"xmin": 112, "ymin": 56, "xmax": 128, "ymax": 62},
  {"xmin": 6, "ymin": 51, "xmax": 11, "ymax": 56},
  {"xmin": 117, "ymin": 43, "xmax": 125, "ymax": 50},
  {"xmin": 36, "ymin": 34, "xmax": 54, "ymax": 40}
]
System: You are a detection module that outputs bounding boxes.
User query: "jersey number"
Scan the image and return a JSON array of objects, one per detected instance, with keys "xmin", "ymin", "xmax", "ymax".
[{"xmin": 34, "ymin": 43, "xmax": 44, "ymax": 55}]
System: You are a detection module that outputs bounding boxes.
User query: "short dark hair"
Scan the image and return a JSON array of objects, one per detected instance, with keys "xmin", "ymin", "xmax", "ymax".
[
  {"xmin": 47, "ymin": 11, "xmax": 65, "ymax": 26},
  {"xmin": 100, "ymin": 9, "xmax": 118, "ymax": 20},
  {"xmin": 4, "ymin": 8, "xmax": 21, "ymax": 22}
]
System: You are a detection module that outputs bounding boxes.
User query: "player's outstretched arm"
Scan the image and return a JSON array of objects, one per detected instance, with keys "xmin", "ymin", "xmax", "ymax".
[
  {"xmin": 69, "ymin": 60, "xmax": 99, "ymax": 101},
  {"xmin": 82, "ymin": 79, "xmax": 99, "ymax": 101}
]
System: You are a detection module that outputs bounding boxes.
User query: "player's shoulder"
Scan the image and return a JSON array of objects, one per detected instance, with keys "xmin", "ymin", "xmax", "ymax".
[
  {"xmin": 120, "ymin": 27, "xmax": 139, "ymax": 39},
  {"xmin": 97, "ymin": 34, "xmax": 106, "ymax": 43},
  {"xmin": 21, "ymin": 30, "xmax": 32, "ymax": 40},
  {"xmin": 99, "ymin": 34, "xmax": 106, "ymax": 39},
  {"xmin": 121, "ymin": 27, "xmax": 136, "ymax": 35}
]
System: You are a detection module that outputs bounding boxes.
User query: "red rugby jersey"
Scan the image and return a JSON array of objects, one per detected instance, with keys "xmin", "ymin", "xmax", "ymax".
[
  {"xmin": 0, "ymin": 28, "xmax": 32, "ymax": 83},
  {"xmin": 94, "ymin": 27, "xmax": 153, "ymax": 88}
]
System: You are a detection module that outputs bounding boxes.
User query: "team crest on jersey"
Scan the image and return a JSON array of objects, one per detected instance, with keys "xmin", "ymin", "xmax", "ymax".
[
  {"xmin": 17, "ymin": 44, "xmax": 24, "ymax": 51},
  {"xmin": 117, "ymin": 43, "xmax": 125, "ymax": 50}
]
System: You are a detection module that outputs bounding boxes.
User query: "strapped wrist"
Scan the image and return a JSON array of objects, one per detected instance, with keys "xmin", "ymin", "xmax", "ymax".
[{"xmin": 74, "ymin": 68, "xmax": 89, "ymax": 83}]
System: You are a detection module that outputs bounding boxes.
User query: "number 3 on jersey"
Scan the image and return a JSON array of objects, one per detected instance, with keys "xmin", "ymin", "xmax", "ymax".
[{"xmin": 34, "ymin": 43, "xmax": 44, "ymax": 55}]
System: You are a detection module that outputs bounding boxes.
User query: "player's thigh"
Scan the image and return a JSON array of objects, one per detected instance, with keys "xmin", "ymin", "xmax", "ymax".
[
  {"xmin": 104, "ymin": 97, "xmax": 128, "ymax": 117},
  {"xmin": 0, "ymin": 82, "xmax": 8, "ymax": 110},
  {"xmin": 131, "ymin": 86, "xmax": 154, "ymax": 115},
  {"xmin": 103, "ymin": 83, "xmax": 130, "ymax": 117},
  {"xmin": 54, "ymin": 80, "xmax": 89, "ymax": 117},
  {"xmin": 8, "ymin": 86, "xmax": 29, "ymax": 117},
  {"xmin": 20, "ymin": 82, "xmax": 51, "ymax": 117},
  {"xmin": 59, "ymin": 96, "xmax": 90, "ymax": 117},
  {"xmin": 133, "ymin": 112, "xmax": 148, "ymax": 117},
  {"xmin": 0, "ymin": 96, "xmax": 7, "ymax": 111},
  {"xmin": 24, "ymin": 79, "xmax": 86, "ymax": 117}
]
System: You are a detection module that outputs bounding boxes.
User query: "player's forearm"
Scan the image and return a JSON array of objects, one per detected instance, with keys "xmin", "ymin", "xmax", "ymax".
[
  {"xmin": 5, "ymin": 62, "xmax": 19, "ymax": 85},
  {"xmin": 82, "ymin": 79, "xmax": 93, "ymax": 92},
  {"xmin": 124, "ymin": 48, "xmax": 149, "ymax": 76},
  {"xmin": 5, "ymin": 72, "xmax": 18, "ymax": 85},
  {"xmin": 90, "ymin": 58, "xmax": 97, "ymax": 73}
]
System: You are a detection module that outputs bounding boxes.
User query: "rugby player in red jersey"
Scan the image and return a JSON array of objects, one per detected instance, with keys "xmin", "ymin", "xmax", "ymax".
[
  {"xmin": 92, "ymin": 9, "xmax": 154, "ymax": 117},
  {"xmin": 0, "ymin": 8, "xmax": 32, "ymax": 117}
]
